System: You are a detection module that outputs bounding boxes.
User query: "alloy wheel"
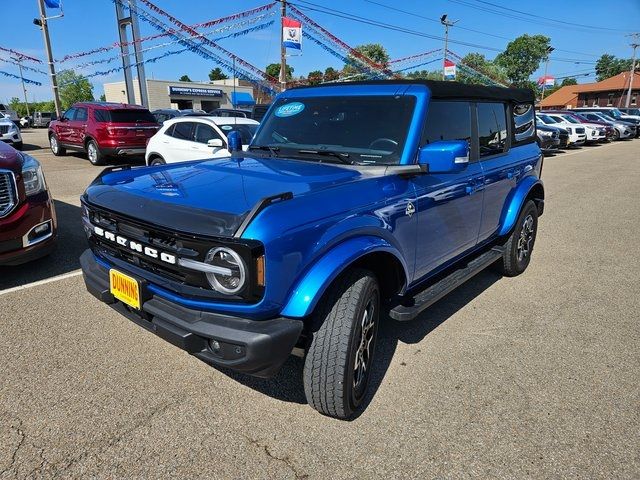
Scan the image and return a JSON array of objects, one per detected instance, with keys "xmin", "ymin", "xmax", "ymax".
[
  {"xmin": 353, "ymin": 299, "xmax": 375, "ymax": 392},
  {"xmin": 517, "ymin": 214, "xmax": 535, "ymax": 262}
]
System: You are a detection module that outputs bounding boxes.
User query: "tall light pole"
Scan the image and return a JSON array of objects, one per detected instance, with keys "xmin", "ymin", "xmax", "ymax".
[
  {"xmin": 540, "ymin": 46, "xmax": 555, "ymax": 102},
  {"xmin": 11, "ymin": 57, "xmax": 30, "ymax": 117},
  {"xmin": 625, "ymin": 34, "xmax": 639, "ymax": 108},
  {"xmin": 35, "ymin": 0, "xmax": 62, "ymax": 117},
  {"xmin": 280, "ymin": 0, "xmax": 288, "ymax": 90},
  {"xmin": 440, "ymin": 14, "xmax": 457, "ymax": 81}
]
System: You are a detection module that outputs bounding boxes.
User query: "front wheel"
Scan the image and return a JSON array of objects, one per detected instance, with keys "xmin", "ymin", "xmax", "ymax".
[
  {"xmin": 496, "ymin": 200, "xmax": 538, "ymax": 277},
  {"xmin": 49, "ymin": 134, "xmax": 66, "ymax": 156},
  {"xmin": 303, "ymin": 268, "xmax": 380, "ymax": 419},
  {"xmin": 86, "ymin": 139, "xmax": 105, "ymax": 166}
]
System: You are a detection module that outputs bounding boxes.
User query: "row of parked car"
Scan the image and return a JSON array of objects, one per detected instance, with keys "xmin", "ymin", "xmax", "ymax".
[{"xmin": 535, "ymin": 107, "xmax": 640, "ymax": 153}]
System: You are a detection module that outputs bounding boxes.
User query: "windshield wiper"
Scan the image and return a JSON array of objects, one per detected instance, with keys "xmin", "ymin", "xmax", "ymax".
[
  {"xmin": 248, "ymin": 145, "xmax": 280, "ymax": 157},
  {"xmin": 297, "ymin": 149, "xmax": 354, "ymax": 165}
]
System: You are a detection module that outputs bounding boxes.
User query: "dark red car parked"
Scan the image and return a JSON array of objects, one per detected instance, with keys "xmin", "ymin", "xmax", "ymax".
[
  {"xmin": 48, "ymin": 102, "xmax": 159, "ymax": 166},
  {"xmin": 0, "ymin": 142, "xmax": 57, "ymax": 266}
]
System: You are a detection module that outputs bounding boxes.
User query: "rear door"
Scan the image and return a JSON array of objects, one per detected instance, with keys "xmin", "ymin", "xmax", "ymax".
[
  {"xmin": 166, "ymin": 121, "xmax": 197, "ymax": 162},
  {"xmin": 412, "ymin": 100, "xmax": 485, "ymax": 279}
]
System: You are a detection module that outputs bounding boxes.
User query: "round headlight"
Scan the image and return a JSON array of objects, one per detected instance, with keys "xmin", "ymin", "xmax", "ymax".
[{"xmin": 204, "ymin": 247, "xmax": 246, "ymax": 294}]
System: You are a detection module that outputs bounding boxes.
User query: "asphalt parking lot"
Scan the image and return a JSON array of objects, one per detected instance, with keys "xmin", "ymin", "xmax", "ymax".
[{"xmin": 1, "ymin": 129, "xmax": 638, "ymax": 478}]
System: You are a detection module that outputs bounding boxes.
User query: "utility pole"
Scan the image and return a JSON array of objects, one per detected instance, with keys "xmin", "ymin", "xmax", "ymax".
[
  {"xmin": 12, "ymin": 57, "xmax": 30, "ymax": 117},
  {"xmin": 36, "ymin": 0, "xmax": 62, "ymax": 117},
  {"xmin": 280, "ymin": 0, "xmax": 287, "ymax": 90},
  {"xmin": 440, "ymin": 14, "xmax": 457, "ymax": 81},
  {"xmin": 625, "ymin": 34, "xmax": 639, "ymax": 108},
  {"xmin": 540, "ymin": 46, "xmax": 555, "ymax": 102}
]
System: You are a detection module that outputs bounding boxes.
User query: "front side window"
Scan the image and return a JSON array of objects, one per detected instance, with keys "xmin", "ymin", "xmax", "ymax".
[
  {"xmin": 63, "ymin": 108, "xmax": 76, "ymax": 121},
  {"xmin": 193, "ymin": 123, "xmax": 222, "ymax": 144},
  {"xmin": 252, "ymin": 95, "xmax": 417, "ymax": 165},
  {"xmin": 172, "ymin": 122, "xmax": 194, "ymax": 141},
  {"xmin": 75, "ymin": 108, "xmax": 88, "ymax": 122},
  {"xmin": 422, "ymin": 101, "xmax": 472, "ymax": 146},
  {"xmin": 477, "ymin": 102, "xmax": 508, "ymax": 157}
]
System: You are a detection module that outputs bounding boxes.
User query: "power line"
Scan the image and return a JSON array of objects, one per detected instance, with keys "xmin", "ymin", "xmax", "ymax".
[{"xmin": 365, "ymin": 0, "xmax": 599, "ymax": 58}]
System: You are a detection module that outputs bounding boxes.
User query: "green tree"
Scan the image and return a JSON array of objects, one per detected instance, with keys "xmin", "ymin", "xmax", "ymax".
[
  {"xmin": 343, "ymin": 43, "xmax": 390, "ymax": 79},
  {"xmin": 307, "ymin": 70, "xmax": 323, "ymax": 85},
  {"xmin": 179, "ymin": 74, "xmax": 192, "ymax": 82},
  {"xmin": 323, "ymin": 67, "xmax": 340, "ymax": 82},
  {"xmin": 266, "ymin": 63, "xmax": 294, "ymax": 80},
  {"xmin": 208, "ymin": 67, "xmax": 228, "ymax": 81},
  {"xmin": 57, "ymin": 70, "xmax": 94, "ymax": 110},
  {"xmin": 595, "ymin": 54, "xmax": 633, "ymax": 82},
  {"xmin": 99, "ymin": 93, "xmax": 106, "ymax": 101},
  {"xmin": 495, "ymin": 34, "xmax": 551, "ymax": 87},
  {"xmin": 560, "ymin": 77, "xmax": 578, "ymax": 86},
  {"xmin": 406, "ymin": 70, "xmax": 441, "ymax": 80},
  {"xmin": 457, "ymin": 53, "xmax": 509, "ymax": 85}
]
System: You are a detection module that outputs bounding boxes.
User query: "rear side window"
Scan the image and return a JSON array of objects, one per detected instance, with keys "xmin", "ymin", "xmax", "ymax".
[
  {"xmin": 512, "ymin": 103, "xmax": 534, "ymax": 143},
  {"xmin": 172, "ymin": 122, "xmax": 194, "ymax": 141},
  {"xmin": 477, "ymin": 102, "xmax": 508, "ymax": 157},
  {"xmin": 422, "ymin": 101, "xmax": 472, "ymax": 146},
  {"xmin": 94, "ymin": 109, "xmax": 110, "ymax": 122}
]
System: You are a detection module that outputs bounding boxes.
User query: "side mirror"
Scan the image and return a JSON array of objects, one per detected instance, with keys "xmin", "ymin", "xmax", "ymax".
[
  {"xmin": 207, "ymin": 138, "xmax": 224, "ymax": 148},
  {"xmin": 60, "ymin": 116, "xmax": 68, "ymax": 122},
  {"xmin": 227, "ymin": 130, "xmax": 242, "ymax": 152},
  {"xmin": 418, "ymin": 140, "xmax": 469, "ymax": 174}
]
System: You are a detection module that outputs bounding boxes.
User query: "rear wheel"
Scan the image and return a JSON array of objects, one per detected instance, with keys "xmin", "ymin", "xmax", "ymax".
[
  {"xmin": 612, "ymin": 129, "xmax": 620, "ymax": 141},
  {"xmin": 49, "ymin": 134, "xmax": 66, "ymax": 156},
  {"xmin": 497, "ymin": 200, "xmax": 538, "ymax": 277},
  {"xmin": 149, "ymin": 156, "xmax": 166, "ymax": 166},
  {"xmin": 303, "ymin": 268, "xmax": 380, "ymax": 419},
  {"xmin": 86, "ymin": 139, "xmax": 105, "ymax": 166}
]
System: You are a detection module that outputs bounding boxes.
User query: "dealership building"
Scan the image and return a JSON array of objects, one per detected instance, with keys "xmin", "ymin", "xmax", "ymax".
[{"xmin": 103, "ymin": 78, "xmax": 258, "ymax": 112}]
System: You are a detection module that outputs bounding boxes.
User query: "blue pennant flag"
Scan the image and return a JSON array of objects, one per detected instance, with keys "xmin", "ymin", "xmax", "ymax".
[{"xmin": 44, "ymin": 0, "xmax": 61, "ymax": 8}]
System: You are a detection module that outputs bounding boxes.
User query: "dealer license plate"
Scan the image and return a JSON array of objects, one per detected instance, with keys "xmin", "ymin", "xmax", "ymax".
[{"xmin": 109, "ymin": 269, "xmax": 141, "ymax": 310}]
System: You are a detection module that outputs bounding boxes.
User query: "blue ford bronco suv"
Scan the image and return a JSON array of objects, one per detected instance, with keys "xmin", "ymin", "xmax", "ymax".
[{"xmin": 80, "ymin": 80, "xmax": 543, "ymax": 419}]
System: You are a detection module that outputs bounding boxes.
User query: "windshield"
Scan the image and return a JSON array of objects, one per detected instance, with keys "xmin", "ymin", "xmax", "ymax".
[
  {"xmin": 560, "ymin": 115, "xmax": 580, "ymax": 124},
  {"xmin": 608, "ymin": 108, "xmax": 623, "ymax": 118},
  {"xmin": 218, "ymin": 123, "xmax": 258, "ymax": 144},
  {"xmin": 537, "ymin": 114, "xmax": 556, "ymax": 124},
  {"xmin": 252, "ymin": 95, "xmax": 416, "ymax": 165}
]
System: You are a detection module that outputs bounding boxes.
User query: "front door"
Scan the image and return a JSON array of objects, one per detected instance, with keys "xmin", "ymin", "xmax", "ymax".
[
  {"xmin": 192, "ymin": 122, "xmax": 227, "ymax": 160},
  {"xmin": 68, "ymin": 106, "xmax": 88, "ymax": 147},
  {"xmin": 412, "ymin": 100, "xmax": 484, "ymax": 280},
  {"xmin": 57, "ymin": 107, "xmax": 76, "ymax": 143}
]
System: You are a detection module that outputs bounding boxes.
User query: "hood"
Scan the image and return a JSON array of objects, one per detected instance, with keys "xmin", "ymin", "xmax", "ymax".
[
  {"xmin": 0, "ymin": 141, "xmax": 22, "ymax": 174},
  {"xmin": 84, "ymin": 156, "xmax": 365, "ymax": 237}
]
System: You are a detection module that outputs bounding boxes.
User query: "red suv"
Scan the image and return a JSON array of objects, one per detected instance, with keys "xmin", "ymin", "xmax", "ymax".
[
  {"xmin": 0, "ymin": 141, "xmax": 57, "ymax": 266},
  {"xmin": 48, "ymin": 102, "xmax": 159, "ymax": 166}
]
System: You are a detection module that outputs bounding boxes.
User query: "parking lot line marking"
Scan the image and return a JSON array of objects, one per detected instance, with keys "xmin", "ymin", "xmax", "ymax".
[{"xmin": 0, "ymin": 269, "xmax": 83, "ymax": 296}]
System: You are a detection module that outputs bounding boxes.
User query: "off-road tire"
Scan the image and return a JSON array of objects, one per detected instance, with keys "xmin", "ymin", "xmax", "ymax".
[
  {"xmin": 303, "ymin": 268, "xmax": 380, "ymax": 419},
  {"xmin": 86, "ymin": 139, "xmax": 105, "ymax": 166},
  {"xmin": 49, "ymin": 134, "xmax": 66, "ymax": 156},
  {"xmin": 497, "ymin": 200, "xmax": 538, "ymax": 277}
]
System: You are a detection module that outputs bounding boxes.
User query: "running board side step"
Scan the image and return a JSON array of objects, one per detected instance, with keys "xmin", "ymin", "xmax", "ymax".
[{"xmin": 389, "ymin": 247, "xmax": 504, "ymax": 322}]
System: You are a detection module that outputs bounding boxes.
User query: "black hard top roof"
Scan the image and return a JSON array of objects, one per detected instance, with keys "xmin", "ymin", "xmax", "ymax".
[{"xmin": 293, "ymin": 79, "xmax": 534, "ymax": 103}]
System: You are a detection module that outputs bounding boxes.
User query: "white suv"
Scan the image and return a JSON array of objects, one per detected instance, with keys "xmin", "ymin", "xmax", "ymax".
[
  {"xmin": 536, "ymin": 113, "xmax": 586, "ymax": 146},
  {"xmin": 0, "ymin": 116, "xmax": 23, "ymax": 150},
  {"xmin": 145, "ymin": 116, "xmax": 259, "ymax": 165}
]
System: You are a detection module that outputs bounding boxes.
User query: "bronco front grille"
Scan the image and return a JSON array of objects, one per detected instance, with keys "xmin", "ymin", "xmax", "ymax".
[{"xmin": 0, "ymin": 171, "xmax": 17, "ymax": 218}]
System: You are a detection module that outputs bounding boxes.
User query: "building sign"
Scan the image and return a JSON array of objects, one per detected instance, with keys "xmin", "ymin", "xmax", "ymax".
[{"xmin": 168, "ymin": 86, "xmax": 223, "ymax": 97}]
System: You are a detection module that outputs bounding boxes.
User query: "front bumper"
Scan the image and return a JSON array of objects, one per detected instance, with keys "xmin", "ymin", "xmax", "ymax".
[
  {"xmin": 80, "ymin": 250, "xmax": 303, "ymax": 378},
  {"xmin": 0, "ymin": 130, "xmax": 22, "ymax": 145},
  {"xmin": 0, "ymin": 193, "xmax": 57, "ymax": 266}
]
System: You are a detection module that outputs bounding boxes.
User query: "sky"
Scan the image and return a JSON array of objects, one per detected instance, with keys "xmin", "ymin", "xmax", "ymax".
[{"xmin": 1, "ymin": 0, "xmax": 639, "ymax": 103}]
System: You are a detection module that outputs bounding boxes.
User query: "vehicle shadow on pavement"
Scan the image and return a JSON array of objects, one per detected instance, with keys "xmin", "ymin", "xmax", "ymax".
[
  {"xmin": 216, "ymin": 269, "xmax": 503, "ymax": 413},
  {"xmin": 0, "ymin": 200, "xmax": 85, "ymax": 290},
  {"xmin": 20, "ymin": 143, "xmax": 44, "ymax": 152}
]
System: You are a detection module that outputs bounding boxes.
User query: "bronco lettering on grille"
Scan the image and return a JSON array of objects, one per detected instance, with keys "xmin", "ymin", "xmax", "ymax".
[{"xmin": 94, "ymin": 225, "xmax": 176, "ymax": 265}]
